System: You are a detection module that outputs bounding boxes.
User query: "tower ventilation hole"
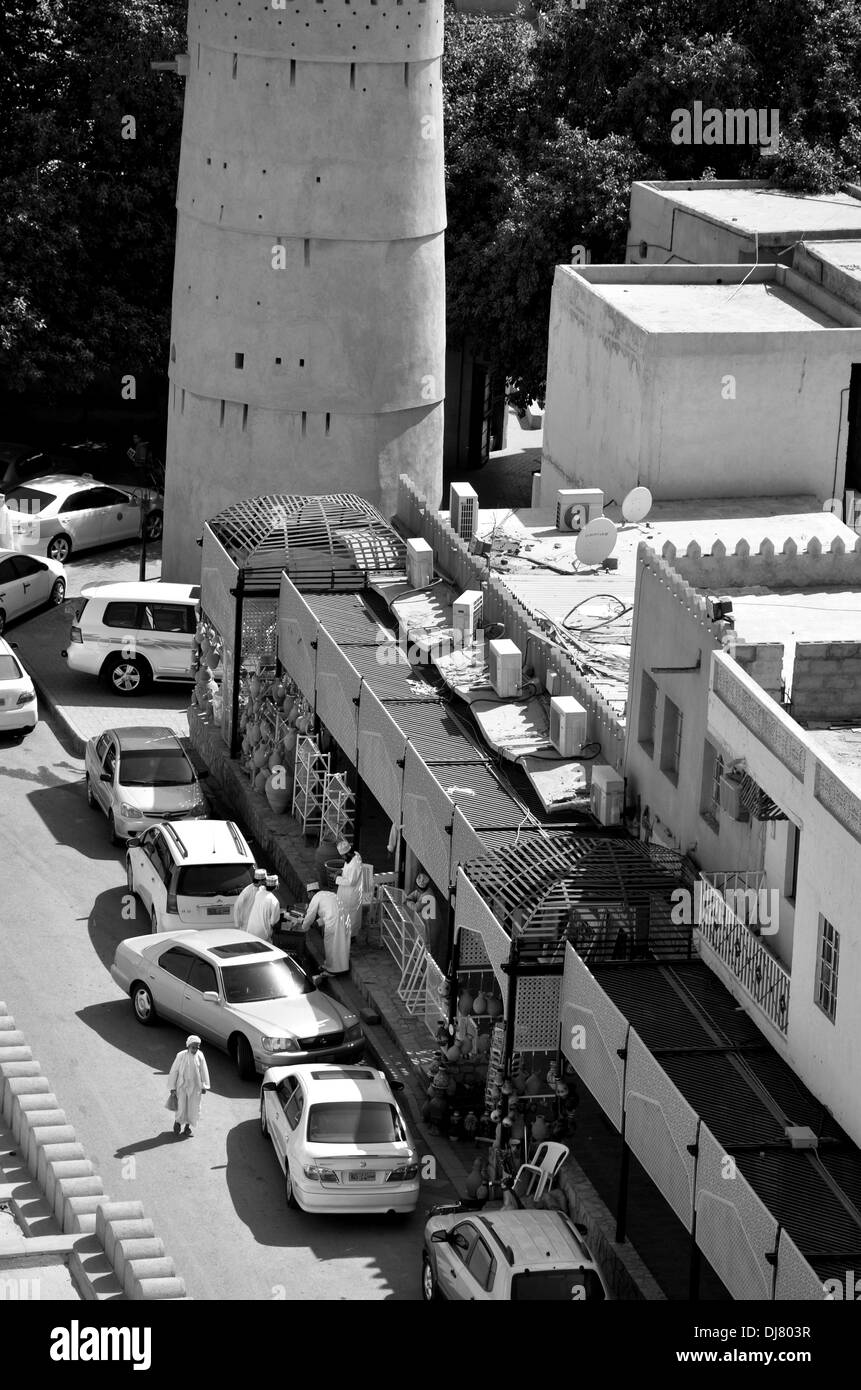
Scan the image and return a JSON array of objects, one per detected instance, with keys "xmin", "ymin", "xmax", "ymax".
[
  {"xmin": 232, "ymin": 53, "xmax": 238, "ymax": 78},
  {"xmin": 290, "ymin": 59, "xmax": 296, "ymax": 86},
  {"xmin": 304, "ymin": 239, "xmax": 311, "ymax": 267},
  {"xmin": 235, "ymin": 352, "xmax": 245, "ymax": 369},
  {"xmin": 301, "ymin": 412, "xmax": 307, "ymax": 437},
  {"xmin": 242, "ymin": 404, "xmax": 248, "ymax": 431},
  {"xmin": 350, "ymin": 63, "xmax": 355, "ymax": 89}
]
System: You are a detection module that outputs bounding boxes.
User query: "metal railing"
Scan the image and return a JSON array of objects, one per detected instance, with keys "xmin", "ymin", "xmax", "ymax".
[
  {"xmin": 379, "ymin": 886, "xmax": 442, "ymax": 1038},
  {"xmin": 698, "ymin": 875, "xmax": 790, "ymax": 1035}
]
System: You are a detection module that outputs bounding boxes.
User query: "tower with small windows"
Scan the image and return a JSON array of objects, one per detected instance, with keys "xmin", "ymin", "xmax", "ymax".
[{"xmin": 161, "ymin": 0, "xmax": 446, "ymax": 580}]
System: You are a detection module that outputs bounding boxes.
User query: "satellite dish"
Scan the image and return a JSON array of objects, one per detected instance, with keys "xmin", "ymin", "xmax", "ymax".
[
  {"xmin": 575, "ymin": 516, "xmax": 618, "ymax": 567},
  {"xmin": 622, "ymin": 485, "xmax": 653, "ymax": 524}
]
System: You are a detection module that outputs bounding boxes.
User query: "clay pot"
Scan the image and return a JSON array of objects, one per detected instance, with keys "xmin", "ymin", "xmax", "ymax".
[
  {"xmin": 525, "ymin": 1070, "xmax": 543, "ymax": 1096},
  {"xmin": 465, "ymin": 1158, "xmax": 484, "ymax": 1198},
  {"xmin": 253, "ymin": 744, "xmax": 271, "ymax": 770},
  {"xmin": 297, "ymin": 715, "xmax": 314, "ymax": 735},
  {"xmin": 472, "ymin": 991, "xmax": 487, "ymax": 1016},
  {"xmin": 486, "ymin": 995, "xmax": 503, "ymax": 1019},
  {"xmin": 445, "ymin": 1043, "xmax": 462, "ymax": 1064},
  {"xmin": 249, "ymin": 721, "xmax": 261, "ymax": 743},
  {"xmin": 428, "ymin": 1095, "xmax": 448, "ymax": 1124},
  {"xmin": 265, "ymin": 773, "xmax": 291, "ymax": 814},
  {"xmin": 249, "ymin": 673, "xmax": 262, "ymax": 699},
  {"xmin": 253, "ymin": 768, "xmax": 269, "ymax": 795},
  {"xmin": 457, "ymin": 989, "xmax": 473, "ymax": 1017},
  {"xmin": 476, "ymin": 1033, "xmax": 491, "ymax": 1056},
  {"xmin": 531, "ymin": 1114, "xmax": 549, "ymax": 1143}
]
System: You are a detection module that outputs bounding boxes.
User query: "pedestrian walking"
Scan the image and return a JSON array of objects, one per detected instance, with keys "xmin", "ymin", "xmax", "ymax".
[
  {"xmin": 335, "ymin": 839, "xmax": 363, "ymax": 940},
  {"xmin": 167, "ymin": 1035, "xmax": 210, "ymax": 1138},
  {"xmin": 246, "ymin": 872, "xmax": 281, "ymax": 942},
  {"xmin": 235, "ymin": 868, "xmax": 267, "ymax": 932},
  {"xmin": 302, "ymin": 888, "xmax": 351, "ymax": 975}
]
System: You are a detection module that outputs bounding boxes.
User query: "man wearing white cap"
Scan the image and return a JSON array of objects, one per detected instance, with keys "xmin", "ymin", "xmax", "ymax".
[
  {"xmin": 167, "ymin": 1036, "xmax": 210, "ymax": 1138},
  {"xmin": 335, "ymin": 839, "xmax": 363, "ymax": 940},
  {"xmin": 246, "ymin": 873, "xmax": 282, "ymax": 943},
  {"xmin": 235, "ymin": 869, "xmax": 266, "ymax": 933}
]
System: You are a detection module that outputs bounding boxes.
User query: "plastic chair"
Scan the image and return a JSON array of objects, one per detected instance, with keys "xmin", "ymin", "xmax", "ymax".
[{"xmin": 512, "ymin": 1141, "xmax": 570, "ymax": 1202}]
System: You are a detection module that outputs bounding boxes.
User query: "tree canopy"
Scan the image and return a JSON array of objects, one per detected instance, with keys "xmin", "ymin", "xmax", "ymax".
[{"xmin": 2, "ymin": 0, "xmax": 860, "ymax": 408}]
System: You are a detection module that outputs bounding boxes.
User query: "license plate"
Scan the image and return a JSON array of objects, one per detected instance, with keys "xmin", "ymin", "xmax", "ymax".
[
  {"xmin": 206, "ymin": 905, "xmax": 230, "ymax": 916},
  {"xmin": 349, "ymin": 1171, "xmax": 376, "ymax": 1182}
]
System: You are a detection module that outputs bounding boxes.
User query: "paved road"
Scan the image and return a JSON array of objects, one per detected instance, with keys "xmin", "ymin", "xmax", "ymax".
[{"xmin": 0, "ymin": 719, "xmax": 456, "ymax": 1300}]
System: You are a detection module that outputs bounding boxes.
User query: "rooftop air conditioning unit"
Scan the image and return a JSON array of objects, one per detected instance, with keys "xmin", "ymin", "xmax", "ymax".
[
  {"xmin": 549, "ymin": 695, "xmax": 587, "ymax": 757},
  {"xmin": 406, "ymin": 537, "xmax": 433, "ymax": 590},
  {"xmin": 489, "ymin": 638, "xmax": 521, "ymax": 698},
  {"xmin": 720, "ymin": 774, "xmax": 749, "ymax": 821},
  {"xmin": 556, "ymin": 488, "xmax": 604, "ymax": 532},
  {"xmin": 450, "ymin": 482, "xmax": 478, "ymax": 541},
  {"xmin": 590, "ymin": 763, "xmax": 624, "ymax": 827},
  {"xmin": 452, "ymin": 589, "xmax": 483, "ymax": 635}
]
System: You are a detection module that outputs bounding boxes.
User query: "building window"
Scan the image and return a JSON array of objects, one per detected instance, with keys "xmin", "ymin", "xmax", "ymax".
[
  {"xmin": 660, "ymin": 698, "xmax": 683, "ymax": 782},
  {"xmin": 637, "ymin": 672, "xmax": 657, "ymax": 756},
  {"xmin": 234, "ymin": 352, "xmax": 244, "ymax": 369},
  {"xmin": 784, "ymin": 822, "xmax": 801, "ymax": 903},
  {"xmin": 700, "ymin": 740, "xmax": 723, "ymax": 828},
  {"xmin": 814, "ymin": 915, "xmax": 839, "ymax": 1022}
]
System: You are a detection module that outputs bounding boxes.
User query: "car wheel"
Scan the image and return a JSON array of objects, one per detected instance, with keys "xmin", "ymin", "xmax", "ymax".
[
  {"xmin": 421, "ymin": 1254, "xmax": 440, "ymax": 1302},
  {"xmin": 104, "ymin": 654, "xmax": 151, "ymax": 697},
  {"xmin": 143, "ymin": 509, "xmax": 163, "ymax": 542},
  {"xmin": 0, "ymin": 610, "xmax": 6, "ymax": 637},
  {"xmin": 85, "ymin": 775, "xmax": 97, "ymax": 809},
  {"xmin": 47, "ymin": 534, "xmax": 72, "ymax": 563},
  {"xmin": 49, "ymin": 578, "xmax": 66, "ymax": 606},
  {"xmin": 150, "ymin": 907, "xmax": 159, "ymax": 934},
  {"xmin": 235, "ymin": 1035, "xmax": 256, "ymax": 1082},
  {"xmin": 107, "ymin": 811, "xmax": 118, "ymax": 846},
  {"xmin": 285, "ymin": 1165, "xmax": 299, "ymax": 1210},
  {"xmin": 131, "ymin": 983, "xmax": 157, "ymax": 1026},
  {"xmin": 260, "ymin": 1094, "xmax": 268, "ymax": 1137}
]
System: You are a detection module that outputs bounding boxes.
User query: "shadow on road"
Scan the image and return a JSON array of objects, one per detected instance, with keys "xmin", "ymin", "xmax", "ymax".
[
  {"xmin": 87, "ymin": 885, "xmax": 141, "ymax": 975},
  {"xmin": 115, "ymin": 1130, "xmax": 184, "ymax": 1158},
  {"xmin": 26, "ymin": 778, "xmax": 120, "ymax": 863},
  {"xmin": 75, "ymin": 997, "xmax": 256, "ymax": 1103}
]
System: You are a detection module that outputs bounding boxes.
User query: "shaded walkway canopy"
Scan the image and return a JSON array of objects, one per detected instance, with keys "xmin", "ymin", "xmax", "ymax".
[{"xmin": 207, "ymin": 492, "xmax": 406, "ymax": 592}]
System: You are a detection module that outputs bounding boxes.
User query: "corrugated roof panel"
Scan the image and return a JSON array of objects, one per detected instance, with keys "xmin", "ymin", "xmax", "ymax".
[
  {"xmin": 305, "ymin": 593, "xmax": 387, "ymax": 642},
  {"xmin": 430, "ymin": 762, "xmax": 525, "ymax": 829},
  {"xmin": 384, "ymin": 701, "xmax": 487, "ymax": 764}
]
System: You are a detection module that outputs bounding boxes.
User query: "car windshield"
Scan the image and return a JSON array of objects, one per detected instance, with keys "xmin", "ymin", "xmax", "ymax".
[
  {"xmin": 306, "ymin": 1102, "xmax": 404, "ymax": 1145},
  {"xmin": 510, "ymin": 1268, "xmax": 606, "ymax": 1301},
  {"xmin": 2, "ymin": 486, "xmax": 56, "ymax": 510},
  {"xmin": 119, "ymin": 749, "xmax": 196, "ymax": 787},
  {"xmin": 176, "ymin": 863, "xmax": 255, "ymax": 897},
  {"xmin": 0, "ymin": 655, "xmax": 23, "ymax": 680},
  {"xmin": 220, "ymin": 958, "xmax": 313, "ymax": 1003}
]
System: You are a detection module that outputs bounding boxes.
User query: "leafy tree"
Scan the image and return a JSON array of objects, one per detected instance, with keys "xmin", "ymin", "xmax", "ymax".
[{"xmin": 0, "ymin": 1, "xmax": 185, "ymax": 397}]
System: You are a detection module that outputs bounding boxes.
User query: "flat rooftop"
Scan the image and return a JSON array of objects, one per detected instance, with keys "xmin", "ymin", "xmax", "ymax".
[
  {"xmin": 462, "ymin": 496, "xmax": 859, "ymax": 717},
  {"xmin": 807, "ymin": 728, "xmax": 861, "ymax": 799},
  {"xmin": 803, "ymin": 239, "xmax": 861, "ymax": 275},
  {"xmin": 638, "ymin": 181, "xmax": 861, "ymax": 238},
  {"xmin": 591, "ymin": 278, "xmax": 843, "ymax": 332}
]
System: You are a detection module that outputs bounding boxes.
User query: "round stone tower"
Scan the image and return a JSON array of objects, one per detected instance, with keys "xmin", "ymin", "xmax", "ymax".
[{"xmin": 161, "ymin": 0, "xmax": 446, "ymax": 580}]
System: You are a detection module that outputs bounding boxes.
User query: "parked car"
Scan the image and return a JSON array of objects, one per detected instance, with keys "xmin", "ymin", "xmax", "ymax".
[
  {"xmin": 0, "ymin": 474, "xmax": 163, "ymax": 563},
  {"xmin": 0, "ymin": 549, "xmax": 66, "ymax": 635},
  {"xmin": 0, "ymin": 636, "xmax": 38, "ymax": 733},
  {"xmin": 421, "ymin": 1208, "xmax": 612, "ymax": 1302},
  {"xmin": 84, "ymin": 726, "xmax": 208, "ymax": 844},
  {"xmin": 111, "ymin": 931, "xmax": 365, "ymax": 1079},
  {"xmin": 260, "ymin": 1063, "xmax": 419, "ymax": 1213},
  {"xmin": 63, "ymin": 580, "xmax": 200, "ymax": 695},
  {"xmin": 0, "ymin": 443, "xmax": 55, "ymax": 490},
  {"xmin": 126, "ymin": 819, "xmax": 258, "ymax": 931}
]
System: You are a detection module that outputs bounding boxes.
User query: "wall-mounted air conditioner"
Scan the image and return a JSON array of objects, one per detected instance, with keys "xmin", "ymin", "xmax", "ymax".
[
  {"xmin": 450, "ymin": 482, "xmax": 478, "ymax": 541},
  {"xmin": 549, "ymin": 695, "xmax": 587, "ymax": 757},
  {"xmin": 453, "ymin": 589, "xmax": 483, "ymax": 634},
  {"xmin": 720, "ymin": 774, "xmax": 749, "ymax": 821},
  {"xmin": 406, "ymin": 537, "xmax": 433, "ymax": 590},
  {"xmin": 555, "ymin": 488, "xmax": 604, "ymax": 532},
  {"xmin": 489, "ymin": 638, "xmax": 521, "ymax": 697},
  {"xmin": 590, "ymin": 763, "xmax": 624, "ymax": 826}
]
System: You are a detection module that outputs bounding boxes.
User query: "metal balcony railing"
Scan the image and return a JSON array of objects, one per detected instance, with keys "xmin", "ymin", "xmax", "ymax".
[{"xmin": 698, "ymin": 874, "xmax": 790, "ymax": 1035}]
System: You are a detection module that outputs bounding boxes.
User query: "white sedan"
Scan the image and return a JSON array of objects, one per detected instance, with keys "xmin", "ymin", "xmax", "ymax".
[
  {"xmin": 0, "ymin": 636, "xmax": 38, "ymax": 732},
  {"xmin": 0, "ymin": 549, "xmax": 66, "ymax": 635},
  {"xmin": 260, "ymin": 1063, "xmax": 420, "ymax": 1214},
  {"xmin": 0, "ymin": 474, "xmax": 163, "ymax": 563}
]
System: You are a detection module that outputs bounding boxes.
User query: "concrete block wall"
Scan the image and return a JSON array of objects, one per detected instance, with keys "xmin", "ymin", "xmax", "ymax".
[
  {"xmin": 791, "ymin": 641, "xmax": 861, "ymax": 721},
  {"xmin": 0, "ymin": 1003, "xmax": 187, "ymax": 1300},
  {"xmin": 728, "ymin": 641, "xmax": 785, "ymax": 704}
]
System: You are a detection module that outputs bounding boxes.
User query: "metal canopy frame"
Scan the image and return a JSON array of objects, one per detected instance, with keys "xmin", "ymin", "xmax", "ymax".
[{"xmin": 208, "ymin": 493, "xmax": 407, "ymax": 593}]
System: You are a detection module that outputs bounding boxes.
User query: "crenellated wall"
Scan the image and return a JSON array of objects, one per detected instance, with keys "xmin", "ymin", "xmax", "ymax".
[
  {"xmin": 163, "ymin": 0, "xmax": 446, "ymax": 579},
  {"xmin": 659, "ymin": 532, "xmax": 861, "ymax": 589}
]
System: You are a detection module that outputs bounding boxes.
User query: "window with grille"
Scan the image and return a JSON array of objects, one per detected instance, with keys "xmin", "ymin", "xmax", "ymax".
[
  {"xmin": 815, "ymin": 915, "xmax": 839, "ymax": 1022},
  {"xmin": 638, "ymin": 672, "xmax": 657, "ymax": 756},
  {"xmin": 660, "ymin": 697, "xmax": 683, "ymax": 782}
]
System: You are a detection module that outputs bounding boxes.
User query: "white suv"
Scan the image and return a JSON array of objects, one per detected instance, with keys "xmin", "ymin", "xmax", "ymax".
[
  {"xmin": 63, "ymin": 581, "xmax": 201, "ymax": 696},
  {"xmin": 127, "ymin": 820, "xmax": 257, "ymax": 933}
]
